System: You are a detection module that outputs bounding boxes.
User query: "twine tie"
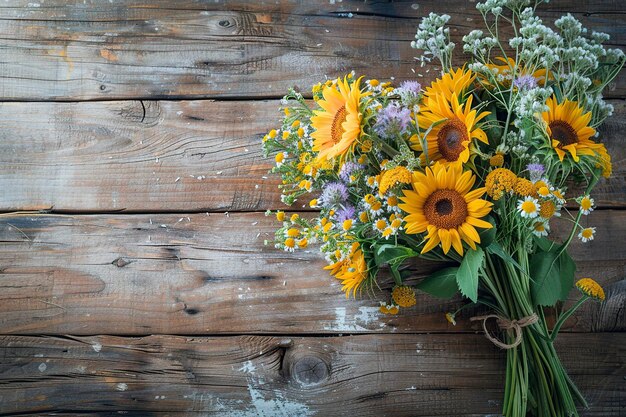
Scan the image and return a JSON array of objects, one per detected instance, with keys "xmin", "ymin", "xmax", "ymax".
[{"xmin": 470, "ymin": 313, "xmax": 539, "ymax": 349}]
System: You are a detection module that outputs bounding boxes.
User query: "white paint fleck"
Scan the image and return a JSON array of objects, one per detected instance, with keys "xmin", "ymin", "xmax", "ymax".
[
  {"xmin": 324, "ymin": 306, "xmax": 384, "ymax": 331},
  {"xmin": 405, "ymin": 386, "xmax": 417, "ymax": 390},
  {"xmin": 411, "ymin": 3, "xmax": 419, "ymax": 9},
  {"xmin": 239, "ymin": 360, "xmax": 256, "ymax": 374},
  {"xmin": 116, "ymin": 383, "xmax": 128, "ymax": 391},
  {"xmin": 34, "ymin": 353, "xmax": 44, "ymax": 358},
  {"xmin": 245, "ymin": 385, "xmax": 313, "ymax": 417},
  {"xmin": 175, "ymin": 177, "xmax": 180, "ymax": 182},
  {"xmin": 92, "ymin": 342, "xmax": 102, "ymax": 352},
  {"xmin": 416, "ymin": 343, "xmax": 422, "ymax": 354},
  {"xmin": 355, "ymin": 306, "xmax": 384, "ymax": 327},
  {"xmin": 38, "ymin": 363, "xmax": 47, "ymax": 372}
]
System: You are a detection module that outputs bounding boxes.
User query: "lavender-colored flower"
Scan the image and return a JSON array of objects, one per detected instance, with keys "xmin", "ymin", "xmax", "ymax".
[
  {"xmin": 513, "ymin": 75, "xmax": 538, "ymax": 91},
  {"xmin": 335, "ymin": 204, "xmax": 356, "ymax": 223},
  {"xmin": 374, "ymin": 103, "xmax": 412, "ymax": 138},
  {"xmin": 398, "ymin": 80, "xmax": 421, "ymax": 95},
  {"xmin": 320, "ymin": 182, "xmax": 349, "ymax": 208},
  {"xmin": 527, "ymin": 163, "xmax": 545, "ymax": 182},
  {"xmin": 339, "ymin": 162, "xmax": 364, "ymax": 183},
  {"xmin": 397, "ymin": 80, "xmax": 422, "ymax": 107}
]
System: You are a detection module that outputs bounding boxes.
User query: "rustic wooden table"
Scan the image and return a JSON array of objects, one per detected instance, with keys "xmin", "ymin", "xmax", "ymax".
[{"xmin": 0, "ymin": 1, "xmax": 624, "ymax": 416}]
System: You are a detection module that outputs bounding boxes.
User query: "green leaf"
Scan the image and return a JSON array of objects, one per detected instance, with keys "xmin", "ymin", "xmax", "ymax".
[
  {"xmin": 557, "ymin": 249, "xmax": 576, "ymax": 301},
  {"xmin": 375, "ymin": 244, "xmax": 417, "ymax": 265},
  {"xmin": 534, "ymin": 236, "xmax": 557, "ymax": 252},
  {"xmin": 416, "ymin": 267, "xmax": 459, "ymax": 299},
  {"xmin": 530, "ymin": 245, "xmax": 576, "ymax": 306},
  {"xmin": 456, "ymin": 247, "xmax": 484, "ymax": 303},
  {"xmin": 374, "ymin": 244, "xmax": 419, "ymax": 286},
  {"xmin": 486, "ymin": 241, "xmax": 522, "ymax": 271},
  {"xmin": 478, "ymin": 215, "xmax": 497, "ymax": 248}
]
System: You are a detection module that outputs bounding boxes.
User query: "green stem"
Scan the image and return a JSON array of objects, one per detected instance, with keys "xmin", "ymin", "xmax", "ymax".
[{"xmin": 550, "ymin": 297, "xmax": 588, "ymax": 342}]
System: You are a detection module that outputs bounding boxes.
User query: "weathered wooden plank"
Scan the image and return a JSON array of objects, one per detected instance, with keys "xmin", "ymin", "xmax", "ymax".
[
  {"xmin": 0, "ymin": 100, "xmax": 281, "ymax": 212},
  {"xmin": 1, "ymin": 99, "xmax": 624, "ymax": 212},
  {"xmin": 0, "ymin": 211, "xmax": 623, "ymax": 336},
  {"xmin": 0, "ymin": 333, "xmax": 622, "ymax": 416},
  {"xmin": 0, "ymin": 0, "xmax": 623, "ymax": 101}
]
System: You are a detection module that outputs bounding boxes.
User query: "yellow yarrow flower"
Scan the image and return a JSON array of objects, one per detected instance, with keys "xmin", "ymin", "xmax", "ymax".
[
  {"xmin": 576, "ymin": 278, "xmax": 605, "ymax": 301},
  {"xmin": 539, "ymin": 200, "xmax": 557, "ymax": 219},
  {"xmin": 379, "ymin": 166, "xmax": 413, "ymax": 195},
  {"xmin": 392, "ymin": 286, "xmax": 417, "ymax": 308},
  {"xmin": 485, "ymin": 168, "xmax": 517, "ymax": 200},
  {"xmin": 489, "ymin": 153, "xmax": 504, "ymax": 167},
  {"xmin": 514, "ymin": 178, "xmax": 535, "ymax": 197}
]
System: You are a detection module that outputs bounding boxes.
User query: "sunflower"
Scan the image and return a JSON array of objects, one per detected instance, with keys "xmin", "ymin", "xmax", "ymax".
[
  {"xmin": 542, "ymin": 96, "xmax": 607, "ymax": 164},
  {"xmin": 324, "ymin": 244, "xmax": 368, "ymax": 298},
  {"xmin": 423, "ymin": 67, "xmax": 475, "ymax": 103},
  {"xmin": 311, "ymin": 76, "xmax": 365, "ymax": 161},
  {"xmin": 414, "ymin": 93, "xmax": 490, "ymax": 165},
  {"xmin": 399, "ymin": 162, "xmax": 493, "ymax": 255}
]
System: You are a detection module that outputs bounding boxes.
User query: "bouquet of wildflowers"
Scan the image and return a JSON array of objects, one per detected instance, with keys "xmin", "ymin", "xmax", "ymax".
[{"xmin": 261, "ymin": 1, "xmax": 623, "ymax": 415}]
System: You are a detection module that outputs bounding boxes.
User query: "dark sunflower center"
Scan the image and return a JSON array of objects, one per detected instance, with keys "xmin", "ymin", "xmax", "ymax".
[
  {"xmin": 549, "ymin": 120, "xmax": 577, "ymax": 147},
  {"xmin": 437, "ymin": 118, "xmax": 469, "ymax": 161},
  {"xmin": 424, "ymin": 189, "xmax": 468, "ymax": 229},
  {"xmin": 435, "ymin": 198, "xmax": 453, "ymax": 215},
  {"xmin": 331, "ymin": 105, "xmax": 347, "ymax": 144}
]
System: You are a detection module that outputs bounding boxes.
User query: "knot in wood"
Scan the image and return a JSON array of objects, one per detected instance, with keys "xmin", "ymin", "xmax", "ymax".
[{"xmin": 290, "ymin": 355, "xmax": 328, "ymax": 386}]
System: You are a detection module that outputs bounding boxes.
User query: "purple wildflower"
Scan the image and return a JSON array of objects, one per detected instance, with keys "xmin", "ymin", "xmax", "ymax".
[
  {"xmin": 397, "ymin": 80, "xmax": 422, "ymax": 107},
  {"xmin": 374, "ymin": 103, "xmax": 412, "ymax": 138},
  {"xmin": 513, "ymin": 75, "xmax": 538, "ymax": 91},
  {"xmin": 398, "ymin": 80, "xmax": 421, "ymax": 95},
  {"xmin": 527, "ymin": 163, "xmax": 545, "ymax": 182},
  {"xmin": 335, "ymin": 205, "xmax": 356, "ymax": 223},
  {"xmin": 320, "ymin": 182, "xmax": 349, "ymax": 208},
  {"xmin": 339, "ymin": 162, "xmax": 364, "ymax": 183}
]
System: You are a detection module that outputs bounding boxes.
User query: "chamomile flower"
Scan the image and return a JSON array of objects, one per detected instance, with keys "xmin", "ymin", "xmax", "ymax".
[
  {"xmin": 537, "ymin": 186, "xmax": 551, "ymax": 198},
  {"xmin": 379, "ymin": 302, "xmax": 400, "ymax": 315},
  {"xmin": 284, "ymin": 238, "xmax": 296, "ymax": 252},
  {"xmin": 373, "ymin": 218, "xmax": 388, "ymax": 233},
  {"xmin": 551, "ymin": 188, "xmax": 566, "ymax": 205},
  {"xmin": 532, "ymin": 221, "xmax": 550, "ymax": 237},
  {"xmin": 275, "ymin": 152, "xmax": 287, "ymax": 166},
  {"xmin": 517, "ymin": 197, "xmax": 541, "ymax": 219},
  {"xmin": 578, "ymin": 227, "xmax": 596, "ymax": 242},
  {"xmin": 578, "ymin": 195, "xmax": 594, "ymax": 215}
]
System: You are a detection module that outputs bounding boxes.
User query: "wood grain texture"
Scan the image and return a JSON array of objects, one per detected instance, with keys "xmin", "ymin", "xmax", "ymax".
[
  {"xmin": 1, "ymin": 99, "xmax": 625, "ymax": 212},
  {"xmin": 0, "ymin": 211, "xmax": 623, "ymax": 336},
  {"xmin": 0, "ymin": 333, "xmax": 623, "ymax": 416},
  {"xmin": 0, "ymin": 0, "xmax": 623, "ymax": 101}
]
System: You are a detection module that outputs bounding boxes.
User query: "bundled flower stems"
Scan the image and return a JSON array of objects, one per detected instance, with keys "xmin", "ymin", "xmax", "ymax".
[{"xmin": 261, "ymin": 1, "xmax": 623, "ymax": 416}]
